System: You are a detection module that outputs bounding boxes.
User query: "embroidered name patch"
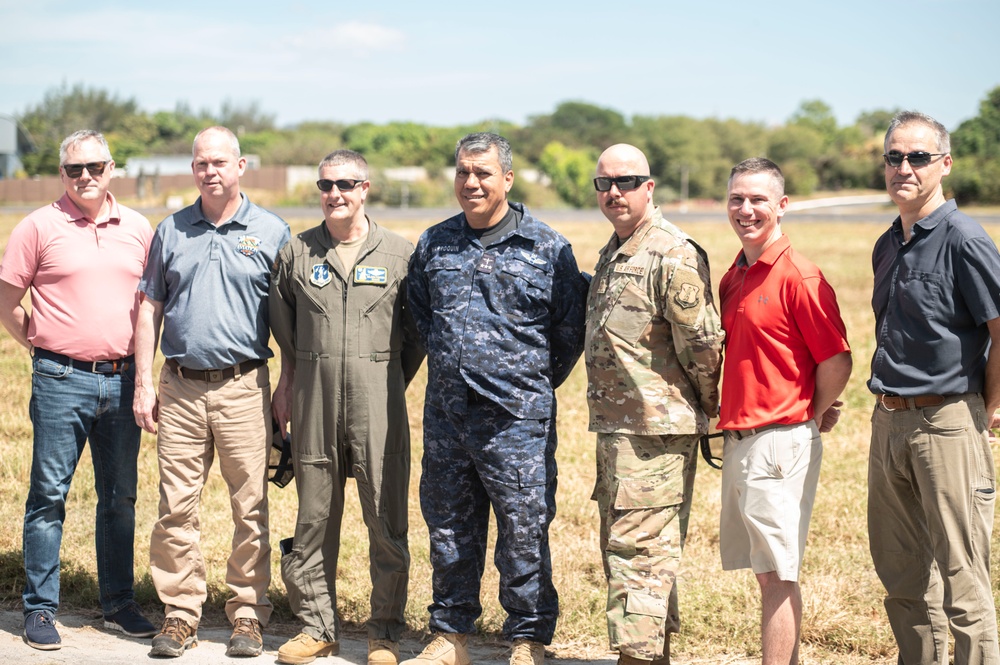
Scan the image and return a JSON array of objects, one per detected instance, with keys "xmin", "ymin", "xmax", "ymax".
[
  {"xmin": 236, "ymin": 235, "xmax": 262, "ymax": 257},
  {"xmin": 311, "ymin": 264, "xmax": 332, "ymax": 287},
  {"xmin": 614, "ymin": 264, "xmax": 646, "ymax": 276},
  {"xmin": 436, "ymin": 245, "xmax": 460, "ymax": 254},
  {"xmin": 355, "ymin": 265, "xmax": 388, "ymax": 284}
]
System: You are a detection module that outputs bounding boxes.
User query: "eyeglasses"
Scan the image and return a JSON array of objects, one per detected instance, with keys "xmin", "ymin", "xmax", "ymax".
[
  {"xmin": 593, "ymin": 175, "xmax": 651, "ymax": 192},
  {"xmin": 316, "ymin": 178, "xmax": 365, "ymax": 192},
  {"xmin": 62, "ymin": 162, "xmax": 108, "ymax": 178},
  {"xmin": 883, "ymin": 151, "xmax": 948, "ymax": 168}
]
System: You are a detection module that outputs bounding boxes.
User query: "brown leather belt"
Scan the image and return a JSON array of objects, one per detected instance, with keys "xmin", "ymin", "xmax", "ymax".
[
  {"xmin": 165, "ymin": 357, "xmax": 265, "ymax": 382},
  {"xmin": 876, "ymin": 394, "xmax": 945, "ymax": 411}
]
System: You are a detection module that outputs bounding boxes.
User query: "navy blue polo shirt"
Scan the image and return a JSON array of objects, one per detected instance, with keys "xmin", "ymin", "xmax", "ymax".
[
  {"xmin": 868, "ymin": 199, "xmax": 1000, "ymax": 396},
  {"xmin": 141, "ymin": 194, "xmax": 290, "ymax": 370}
]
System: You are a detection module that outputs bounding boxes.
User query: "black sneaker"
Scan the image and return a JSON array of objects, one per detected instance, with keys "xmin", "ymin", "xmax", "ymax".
[
  {"xmin": 23, "ymin": 611, "xmax": 61, "ymax": 650},
  {"xmin": 104, "ymin": 601, "xmax": 157, "ymax": 638},
  {"xmin": 227, "ymin": 617, "xmax": 263, "ymax": 657},
  {"xmin": 150, "ymin": 617, "xmax": 198, "ymax": 658}
]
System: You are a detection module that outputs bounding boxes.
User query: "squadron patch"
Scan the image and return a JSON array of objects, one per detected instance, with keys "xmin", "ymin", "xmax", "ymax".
[
  {"xmin": 310, "ymin": 264, "xmax": 332, "ymax": 287},
  {"xmin": 236, "ymin": 235, "xmax": 262, "ymax": 257},
  {"xmin": 355, "ymin": 265, "xmax": 388, "ymax": 284},
  {"xmin": 674, "ymin": 282, "xmax": 701, "ymax": 309}
]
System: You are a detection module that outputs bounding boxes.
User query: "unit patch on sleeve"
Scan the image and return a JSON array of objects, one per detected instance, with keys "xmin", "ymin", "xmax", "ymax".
[
  {"xmin": 675, "ymin": 282, "xmax": 701, "ymax": 309},
  {"xmin": 311, "ymin": 264, "xmax": 332, "ymax": 287},
  {"xmin": 355, "ymin": 265, "xmax": 388, "ymax": 284}
]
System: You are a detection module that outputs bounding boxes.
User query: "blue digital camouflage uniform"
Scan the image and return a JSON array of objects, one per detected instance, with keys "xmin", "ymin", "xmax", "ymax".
[{"xmin": 407, "ymin": 202, "xmax": 587, "ymax": 644}]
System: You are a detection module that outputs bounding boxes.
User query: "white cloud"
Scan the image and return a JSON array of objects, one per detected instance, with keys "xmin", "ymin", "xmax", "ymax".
[{"xmin": 328, "ymin": 20, "xmax": 406, "ymax": 53}]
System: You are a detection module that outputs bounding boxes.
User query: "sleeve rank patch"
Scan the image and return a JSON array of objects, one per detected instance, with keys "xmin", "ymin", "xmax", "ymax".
[{"xmin": 355, "ymin": 265, "xmax": 388, "ymax": 284}]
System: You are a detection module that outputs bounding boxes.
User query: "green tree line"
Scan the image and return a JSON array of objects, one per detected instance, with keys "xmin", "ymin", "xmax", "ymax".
[{"xmin": 13, "ymin": 83, "xmax": 1000, "ymax": 206}]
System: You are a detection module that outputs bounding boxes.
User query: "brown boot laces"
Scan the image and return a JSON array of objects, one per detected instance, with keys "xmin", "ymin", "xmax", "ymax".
[{"xmin": 233, "ymin": 618, "xmax": 261, "ymax": 640}]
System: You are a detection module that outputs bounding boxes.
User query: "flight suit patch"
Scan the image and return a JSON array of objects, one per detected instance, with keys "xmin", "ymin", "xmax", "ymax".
[
  {"xmin": 355, "ymin": 265, "xmax": 388, "ymax": 284},
  {"xmin": 311, "ymin": 264, "xmax": 332, "ymax": 287}
]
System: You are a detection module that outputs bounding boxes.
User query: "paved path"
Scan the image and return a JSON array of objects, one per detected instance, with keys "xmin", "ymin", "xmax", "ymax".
[{"xmin": 0, "ymin": 611, "xmax": 628, "ymax": 665}]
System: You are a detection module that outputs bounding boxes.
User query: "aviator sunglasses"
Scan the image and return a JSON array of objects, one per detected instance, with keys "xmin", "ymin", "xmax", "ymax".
[
  {"xmin": 593, "ymin": 175, "xmax": 651, "ymax": 192},
  {"xmin": 316, "ymin": 178, "xmax": 366, "ymax": 192},
  {"xmin": 882, "ymin": 151, "xmax": 948, "ymax": 168},
  {"xmin": 62, "ymin": 161, "xmax": 109, "ymax": 178}
]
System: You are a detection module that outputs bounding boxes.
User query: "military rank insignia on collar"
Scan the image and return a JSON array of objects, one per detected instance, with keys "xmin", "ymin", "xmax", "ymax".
[
  {"xmin": 355, "ymin": 265, "xmax": 388, "ymax": 284},
  {"xmin": 236, "ymin": 235, "xmax": 262, "ymax": 257},
  {"xmin": 311, "ymin": 264, "xmax": 332, "ymax": 287}
]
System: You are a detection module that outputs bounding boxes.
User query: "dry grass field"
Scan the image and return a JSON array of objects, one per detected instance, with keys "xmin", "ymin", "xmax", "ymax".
[{"xmin": 0, "ymin": 205, "xmax": 997, "ymax": 664}]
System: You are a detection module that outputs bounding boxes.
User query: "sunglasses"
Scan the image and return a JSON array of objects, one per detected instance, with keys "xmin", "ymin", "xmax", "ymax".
[
  {"xmin": 593, "ymin": 175, "xmax": 650, "ymax": 192},
  {"xmin": 62, "ymin": 161, "xmax": 109, "ymax": 178},
  {"xmin": 883, "ymin": 151, "xmax": 948, "ymax": 168},
  {"xmin": 316, "ymin": 178, "xmax": 365, "ymax": 192}
]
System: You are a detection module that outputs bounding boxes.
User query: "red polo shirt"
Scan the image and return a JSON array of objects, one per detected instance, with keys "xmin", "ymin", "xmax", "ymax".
[{"xmin": 718, "ymin": 234, "xmax": 850, "ymax": 430}]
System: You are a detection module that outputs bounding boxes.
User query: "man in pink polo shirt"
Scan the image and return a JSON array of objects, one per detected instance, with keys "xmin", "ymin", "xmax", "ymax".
[
  {"xmin": 0, "ymin": 130, "xmax": 155, "ymax": 650},
  {"xmin": 718, "ymin": 157, "xmax": 852, "ymax": 665}
]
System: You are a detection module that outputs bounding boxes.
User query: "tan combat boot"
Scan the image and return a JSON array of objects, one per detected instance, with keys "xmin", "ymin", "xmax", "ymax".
[
  {"xmin": 277, "ymin": 632, "xmax": 340, "ymax": 664},
  {"xmin": 510, "ymin": 639, "xmax": 545, "ymax": 665},
  {"xmin": 400, "ymin": 633, "xmax": 471, "ymax": 665},
  {"xmin": 369, "ymin": 638, "xmax": 401, "ymax": 665},
  {"xmin": 617, "ymin": 637, "xmax": 670, "ymax": 665}
]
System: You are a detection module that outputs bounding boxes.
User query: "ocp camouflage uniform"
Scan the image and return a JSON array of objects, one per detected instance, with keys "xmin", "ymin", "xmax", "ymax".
[
  {"xmin": 585, "ymin": 207, "xmax": 724, "ymax": 660},
  {"xmin": 407, "ymin": 202, "xmax": 587, "ymax": 644},
  {"xmin": 269, "ymin": 219, "xmax": 425, "ymax": 644}
]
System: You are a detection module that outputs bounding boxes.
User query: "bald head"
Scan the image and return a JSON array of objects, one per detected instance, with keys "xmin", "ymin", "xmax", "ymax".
[
  {"xmin": 596, "ymin": 144, "xmax": 650, "ymax": 176},
  {"xmin": 595, "ymin": 144, "xmax": 655, "ymax": 238}
]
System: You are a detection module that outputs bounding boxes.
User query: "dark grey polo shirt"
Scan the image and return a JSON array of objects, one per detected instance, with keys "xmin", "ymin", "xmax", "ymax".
[
  {"xmin": 140, "ymin": 194, "xmax": 290, "ymax": 370},
  {"xmin": 868, "ymin": 199, "xmax": 1000, "ymax": 396}
]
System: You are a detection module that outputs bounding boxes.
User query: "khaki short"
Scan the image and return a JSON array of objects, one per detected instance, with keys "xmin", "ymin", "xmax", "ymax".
[{"xmin": 719, "ymin": 421, "xmax": 822, "ymax": 581}]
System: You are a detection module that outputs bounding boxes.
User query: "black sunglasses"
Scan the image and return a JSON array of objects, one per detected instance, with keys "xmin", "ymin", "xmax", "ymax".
[
  {"xmin": 593, "ymin": 175, "xmax": 651, "ymax": 192},
  {"xmin": 316, "ymin": 178, "xmax": 365, "ymax": 192},
  {"xmin": 883, "ymin": 151, "xmax": 948, "ymax": 168},
  {"xmin": 62, "ymin": 161, "xmax": 108, "ymax": 178}
]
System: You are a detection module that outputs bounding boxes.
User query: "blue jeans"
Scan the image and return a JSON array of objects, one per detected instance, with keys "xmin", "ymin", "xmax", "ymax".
[{"xmin": 23, "ymin": 355, "xmax": 142, "ymax": 616}]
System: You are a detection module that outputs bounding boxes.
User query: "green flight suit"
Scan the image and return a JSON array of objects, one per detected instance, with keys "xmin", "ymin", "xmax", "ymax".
[{"xmin": 269, "ymin": 219, "xmax": 424, "ymax": 642}]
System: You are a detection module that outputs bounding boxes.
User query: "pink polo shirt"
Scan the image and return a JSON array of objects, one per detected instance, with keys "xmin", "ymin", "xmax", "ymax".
[{"xmin": 0, "ymin": 193, "xmax": 153, "ymax": 361}]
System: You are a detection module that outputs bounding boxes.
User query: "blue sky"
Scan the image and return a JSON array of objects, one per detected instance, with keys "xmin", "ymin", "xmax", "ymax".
[{"xmin": 2, "ymin": 0, "xmax": 998, "ymax": 131}]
